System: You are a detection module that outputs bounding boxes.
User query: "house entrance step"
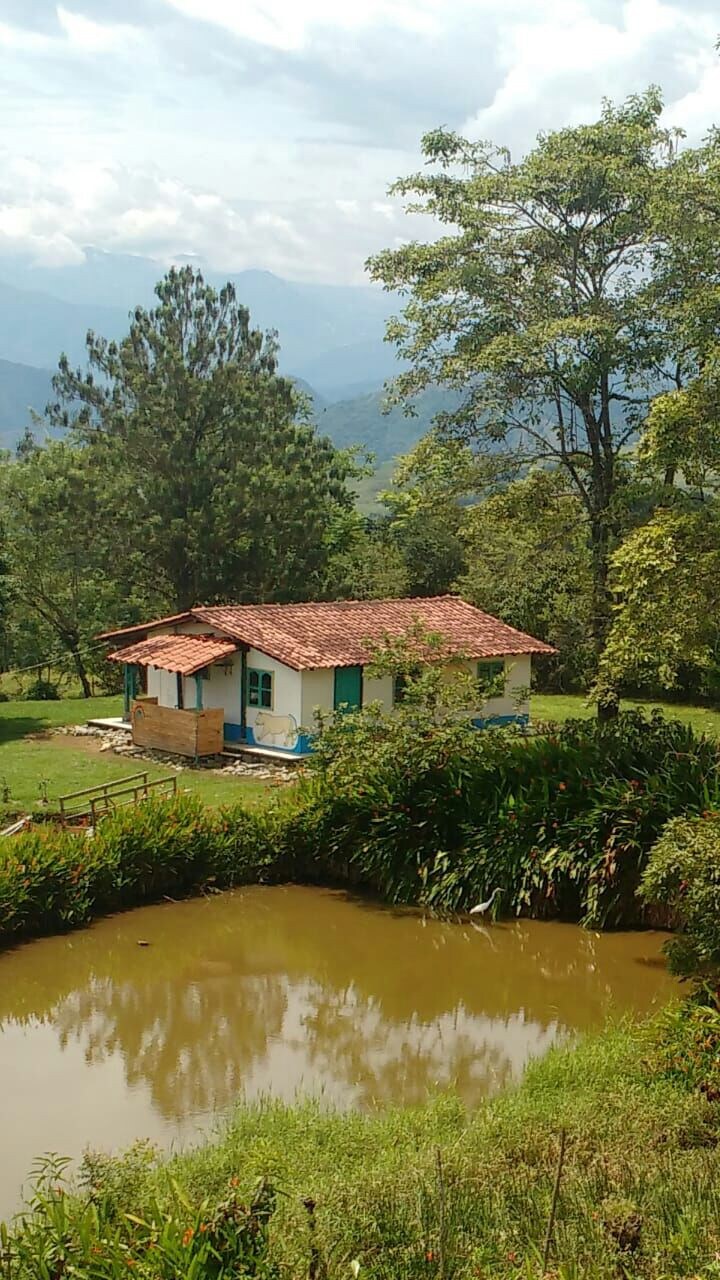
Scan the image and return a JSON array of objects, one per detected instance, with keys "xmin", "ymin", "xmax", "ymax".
[
  {"xmin": 222, "ymin": 744, "xmax": 310, "ymax": 764},
  {"xmin": 87, "ymin": 717, "xmax": 132, "ymax": 731}
]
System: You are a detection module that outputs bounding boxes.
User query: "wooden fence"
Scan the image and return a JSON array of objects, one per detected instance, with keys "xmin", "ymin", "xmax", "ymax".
[{"xmin": 58, "ymin": 772, "xmax": 178, "ymax": 826}]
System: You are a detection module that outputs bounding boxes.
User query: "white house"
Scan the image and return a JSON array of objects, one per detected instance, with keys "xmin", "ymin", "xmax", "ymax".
[{"xmin": 101, "ymin": 596, "xmax": 555, "ymax": 758}]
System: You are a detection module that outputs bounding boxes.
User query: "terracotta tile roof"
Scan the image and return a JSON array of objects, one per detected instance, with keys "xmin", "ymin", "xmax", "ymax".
[
  {"xmin": 188, "ymin": 596, "xmax": 555, "ymax": 671},
  {"xmin": 108, "ymin": 633, "xmax": 237, "ymax": 676}
]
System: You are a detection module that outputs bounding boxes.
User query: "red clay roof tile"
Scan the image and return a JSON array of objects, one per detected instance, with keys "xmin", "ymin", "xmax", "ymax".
[
  {"xmin": 108, "ymin": 633, "xmax": 237, "ymax": 676},
  {"xmin": 189, "ymin": 596, "xmax": 555, "ymax": 670}
]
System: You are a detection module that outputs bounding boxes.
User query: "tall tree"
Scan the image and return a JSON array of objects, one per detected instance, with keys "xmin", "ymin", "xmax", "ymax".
[
  {"xmin": 48, "ymin": 267, "xmax": 354, "ymax": 610},
  {"xmin": 459, "ymin": 470, "xmax": 594, "ymax": 691},
  {"xmin": 0, "ymin": 443, "xmax": 145, "ymax": 696},
  {"xmin": 369, "ymin": 91, "xmax": 688, "ymax": 715}
]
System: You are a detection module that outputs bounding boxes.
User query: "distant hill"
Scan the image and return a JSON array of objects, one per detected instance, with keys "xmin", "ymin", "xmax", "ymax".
[
  {"xmin": 313, "ymin": 385, "xmax": 461, "ymax": 461},
  {"xmin": 0, "ymin": 360, "xmax": 54, "ymax": 448},
  {"xmin": 0, "ymin": 356, "xmax": 444, "ymax": 466},
  {"xmin": 0, "ymin": 280, "xmax": 127, "ymax": 370},
  {"xmin": 0, "ymin": 251, "xmax": 399, "ymax": 395}
]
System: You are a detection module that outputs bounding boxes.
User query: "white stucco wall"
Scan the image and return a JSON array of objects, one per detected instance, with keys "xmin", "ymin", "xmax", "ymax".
[
  {"xmin": 476, "ymin": 654, "xmax": 532, "ymax": 720},
  {"xmin": 245, "ymin": 648, "xmax": 302, "ymax": 742},
  {"xmin": 146, "ymin": 665, "xmax": 179, "ymax": 708},
  {"xmin": 193, "ymin": 656, "xmax": 242, "ymax": 721},
  {"xmin": 300, "ymin": 668, "xmax": 334, "ymax": 730},
  {"xmin": 362, "ymin": 673, "xmax": 394, "ymax": 711}
]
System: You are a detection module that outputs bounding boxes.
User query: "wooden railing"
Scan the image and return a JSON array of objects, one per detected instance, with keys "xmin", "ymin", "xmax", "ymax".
[{"xmin": 58, "ymin": 772, "xmax": 178, "ymax": 826}]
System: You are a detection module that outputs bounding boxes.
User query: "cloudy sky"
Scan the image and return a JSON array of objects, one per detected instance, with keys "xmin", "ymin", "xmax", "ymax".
[{"xmin": 1, "ymin": 0, "xmax": 719, "ymax": 283}]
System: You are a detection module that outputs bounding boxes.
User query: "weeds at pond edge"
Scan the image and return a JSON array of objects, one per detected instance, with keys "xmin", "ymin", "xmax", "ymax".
[{"xmin": 4, "ymin": 1024, "xmax": 720, "ymax": 1278}]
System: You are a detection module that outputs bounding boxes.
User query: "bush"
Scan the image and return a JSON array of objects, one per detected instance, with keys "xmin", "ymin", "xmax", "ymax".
[
  {"xmin": 641, "ymin": 813, "xmax": 720, "ymax": 982},
  {"xmin": 23, "ymin": 678, "xmax": 59, "ymax": 701},
  {"xmin": 3, "ymin": 708, "xmax": 718, "ymax": 948},
  {"xmin": 298, "ymin": 707, "xmax": 720, "ymax": 926},
  {"xmin": 0, "ymin": 793, "xmax": 295, "ymax": 947}
]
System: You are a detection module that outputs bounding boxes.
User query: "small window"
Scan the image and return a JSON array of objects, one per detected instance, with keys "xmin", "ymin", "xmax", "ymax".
[
  {"xmin": 478, "ymin": 659, "xmax": 505, "ymax": 691},
  {"xmin": 248, "ymin": 668, "xmax": 273, "ymax": 709},
  {"xmin": 393, "ymin": 674, "xmax": 408, "ymax": 705}
]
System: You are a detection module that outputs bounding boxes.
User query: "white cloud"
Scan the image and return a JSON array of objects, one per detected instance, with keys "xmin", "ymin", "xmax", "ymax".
[
  {"xmin": 1, "ymin": 0, "xmax": 720, "ymax": 282},
  {"xmin": 56, "ymin": 6, "xmax": 142, "ymax": 52},
  {"xmin": 162, "ymin": 0, "xmax": 442, "ymax": 50},
  {"xmin": 0, "ymin": 152, "xmax": 427, "ymax": 281},
  {"xmin": 463, "ymin": 0, "xmax": 718, "ymax": 151}
]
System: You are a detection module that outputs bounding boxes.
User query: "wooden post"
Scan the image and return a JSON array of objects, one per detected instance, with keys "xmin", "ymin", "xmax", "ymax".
[
  {"xmin": 240, "ymin": 648, "xmax": 248, "ymax": 742},
  {"xmin": 195, "ymin": 672, "xmax": 203, "ymax": 710},
  {"xmin": 176, "ymin": 671, "xmax": 184, "ymax": 710}
]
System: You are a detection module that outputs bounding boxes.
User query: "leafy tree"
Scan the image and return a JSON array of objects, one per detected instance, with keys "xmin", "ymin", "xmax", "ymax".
[
  {"xmin": 600, "ymin": 504, "xmax": 720, "ymax": 697},
  {"xmin": 379, "ymin": 433, "xmax": 507, "ymax": 596},
  {"xmin": 369, "ymin": 91, "xmax": 689, "ymax": 715},
  {"xmin": 0, "ymin": 443, "xmax": 150, "ymax": 697},
  {"xmin": 48, "ymin": 267, "xmax": 354, "ymax": 610},
  {"xmin": 458, "ymin": 470, "xmax": 594, "ymax": 690}
]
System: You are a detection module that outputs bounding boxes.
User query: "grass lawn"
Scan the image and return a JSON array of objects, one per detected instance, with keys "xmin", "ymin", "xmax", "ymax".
[
  {"xmin": 533, "ymin": 691, "xmax": 720, "ymax": 739},
  {"xmin": 0, "ymin": 696, "xmax": 280, "ymax": 817}
]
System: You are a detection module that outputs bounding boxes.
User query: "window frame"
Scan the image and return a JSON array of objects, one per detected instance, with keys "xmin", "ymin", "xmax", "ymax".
[
  {"xmin": 477, "ymin": 658, "xmax": 505, "ymax": 695},
  {"xmin": 247, "ymin": 666, "xmax": 274, "ymax": 710}
]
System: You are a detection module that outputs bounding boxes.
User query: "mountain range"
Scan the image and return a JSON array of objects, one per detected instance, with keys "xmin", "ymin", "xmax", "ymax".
[{"xmin": 0, "ymin": 249, "xmax": 445, "ymax": 463}]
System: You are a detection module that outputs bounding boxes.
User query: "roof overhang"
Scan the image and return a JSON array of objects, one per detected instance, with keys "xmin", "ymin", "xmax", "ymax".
[{"xmin": 108, "ymin": 633, "xmax": 238, "ymax": 677}]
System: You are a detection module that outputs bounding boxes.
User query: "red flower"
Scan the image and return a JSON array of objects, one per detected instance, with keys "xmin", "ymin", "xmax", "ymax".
[
  {"xmin": 426, "ymin": 1250, "xmax": 435, "ymax": 1262},
  {"xmin": 558, "ymin": 781, "xmax": 567, "ymax": 792}
]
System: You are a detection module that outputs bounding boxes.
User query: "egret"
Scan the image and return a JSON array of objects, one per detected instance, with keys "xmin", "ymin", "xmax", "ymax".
[{"xmin": 469, "ymin": 888, "xmax": 502, "ymax": 917}]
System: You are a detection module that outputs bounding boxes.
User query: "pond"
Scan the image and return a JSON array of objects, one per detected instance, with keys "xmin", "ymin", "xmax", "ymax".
[{"xmin": 0, "ymin": 885, "xmax": 677, "ymax": 1218}]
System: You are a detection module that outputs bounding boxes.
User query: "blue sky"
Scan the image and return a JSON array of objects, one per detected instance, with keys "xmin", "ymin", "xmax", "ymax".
[{"xmin": 1, "ymin": 0, "xmax": 719, "ymax": 282}]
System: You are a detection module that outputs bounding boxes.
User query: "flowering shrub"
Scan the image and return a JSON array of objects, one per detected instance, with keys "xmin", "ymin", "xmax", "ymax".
[{"xmin": 297, "ymin": 708, "xmax": 720, "ymax": 926}]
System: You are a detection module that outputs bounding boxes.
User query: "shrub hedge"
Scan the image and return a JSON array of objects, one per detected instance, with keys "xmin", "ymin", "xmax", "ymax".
[
  {"xmin": 0, "ymin": 794, "xmax": 292, "ymax": 946},
  {"xmin": 2, "ymin": 709, "xmax": 719, "ymax": 948}
]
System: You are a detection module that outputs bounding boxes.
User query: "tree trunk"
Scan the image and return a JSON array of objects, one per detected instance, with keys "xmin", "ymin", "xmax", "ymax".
[
  {"xmin": 68, "ymin": 639, "xmax": 92, "ymax": 699},
  {"xmin": 590, "ymin": 517, "xmax": 619, "ymax": 721}
]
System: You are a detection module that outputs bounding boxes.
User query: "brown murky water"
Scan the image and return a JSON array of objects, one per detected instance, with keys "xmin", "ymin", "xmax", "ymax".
[{"xmin": 0, "ymin": 885, "xmax": 677, "ymax": 1217}]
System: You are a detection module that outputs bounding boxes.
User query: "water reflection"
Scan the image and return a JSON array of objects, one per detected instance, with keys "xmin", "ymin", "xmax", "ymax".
[{"xmin": 0, "ymin": 886, "xmax": 677, "ymax": 1216}]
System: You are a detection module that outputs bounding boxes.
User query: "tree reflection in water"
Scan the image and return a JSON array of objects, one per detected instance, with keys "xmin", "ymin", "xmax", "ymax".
[{"xmin": 0, "ymin": 886, "xmax": 676, "ymax": 1124}]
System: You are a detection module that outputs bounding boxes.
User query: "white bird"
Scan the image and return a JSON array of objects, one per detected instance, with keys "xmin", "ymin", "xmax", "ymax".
[{"xmin": 469, "ymin": 888, "xmax": 502, "ymax": 917}]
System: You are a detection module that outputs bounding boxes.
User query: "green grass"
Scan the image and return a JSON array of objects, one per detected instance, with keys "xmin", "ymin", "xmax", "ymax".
[
  {"xmin": 533, "ymin": 692, "xmax": 720, "ymax": 739},
  {"xmin": 0, "ymin": 697, "xmax": 278, "ymax": 817},
  {"xmin": 10, "ymin": 1020, "xmax": 720, "ymax": 1278}
]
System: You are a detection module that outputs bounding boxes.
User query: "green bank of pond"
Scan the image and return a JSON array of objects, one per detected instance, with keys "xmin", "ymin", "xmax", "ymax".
[{"xmin": 0, "ymin": 885, "xmax": 678, "ymax": 1220}]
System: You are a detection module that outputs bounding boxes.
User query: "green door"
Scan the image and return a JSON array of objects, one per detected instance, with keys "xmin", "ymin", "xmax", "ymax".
[{"xmin": 334, "ymin": 665, "xmax": 362, "ymax": 712}]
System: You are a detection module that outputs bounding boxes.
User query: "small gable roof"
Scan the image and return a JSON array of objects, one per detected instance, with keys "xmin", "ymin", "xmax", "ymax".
[
  {"xmin": 108, "ymin": 633, "xmax": 237, "ymax": 676},
  {"xmin": 102, "ymin": 596, "xmax": 554, "ymax": 672}
]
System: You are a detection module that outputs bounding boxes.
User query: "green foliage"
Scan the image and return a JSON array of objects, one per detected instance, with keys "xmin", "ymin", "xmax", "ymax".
[
  {"xmin": 641, "ymin": 813, "xmax": 720, "ymax": 982},
  {"xmin": 300, "ymin": 704, "xmax": 720, "ymax": 926},
  {"xmin": 369, "ymin": 92, "xmax": 699, "ymax": 683},
  {"xmin": 0, "ymin": 441, "xmax": 149, "ymax": 698},
  {"xmin": 4, "ymin": 1154, "xmax": 279, "ymax": 1279},
  {"xmin": 649, "ymin": 995, "xmax": 720, "ymax": 1101},
  {"xmin": 6, "ymin": 1024, "xmax": 720, "ymax": 1278},
  {"xmin": 47, "ymin": 266, "xmax": 354, "ymax": 611},
  {"xmin": 601, "ymin": 505, "xmax": 720, "ymax": 694},
  {"xmin": 22, "ymin": 679, "xmax": 59, "ymax": 702},
  {"xmin": 4, "ymin": 702, "xmax": 720, "ymax": 946},
  {"xmin": 0, "ymin": 793, "xmax": 291, "ymax": 946},
  {"xmin": 459, "ymin": 470, "xmax": 594, "ymax": 690}
]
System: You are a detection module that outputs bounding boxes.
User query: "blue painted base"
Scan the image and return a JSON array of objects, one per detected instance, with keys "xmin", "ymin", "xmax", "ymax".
[
  {"xmin": 472, "ymin": 713, "xmax": 529, "ymax": 729},
  {"xmin": 224, "ymin": 723, "xmax": 313, "ymax": 755}
]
